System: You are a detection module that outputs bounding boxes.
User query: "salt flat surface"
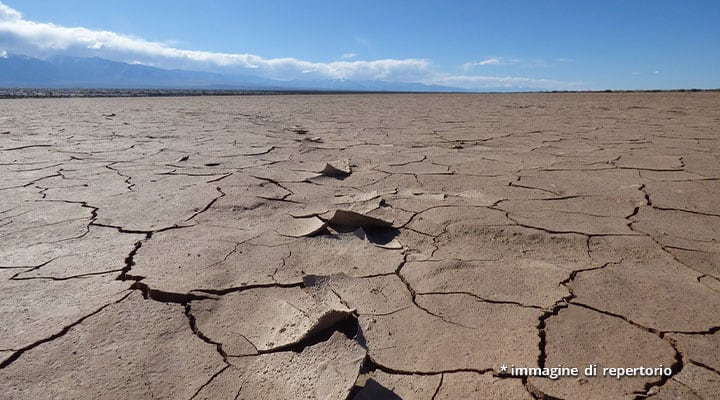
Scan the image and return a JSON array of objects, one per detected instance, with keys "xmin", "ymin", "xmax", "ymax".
[{"xmin": 1, "ymin": 93, "xmax": 719, "ymax": 399}]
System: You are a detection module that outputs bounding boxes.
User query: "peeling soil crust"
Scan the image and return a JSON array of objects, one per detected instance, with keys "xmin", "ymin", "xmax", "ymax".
[{"xmin": 1, "ymin": 92, "xmax": 719, "ymax": 399}]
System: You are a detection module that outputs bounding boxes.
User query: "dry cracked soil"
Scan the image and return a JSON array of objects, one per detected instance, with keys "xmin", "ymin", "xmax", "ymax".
[{"xmin": 1, "ymin": 92, "xmax": 719, "ymax": 399}]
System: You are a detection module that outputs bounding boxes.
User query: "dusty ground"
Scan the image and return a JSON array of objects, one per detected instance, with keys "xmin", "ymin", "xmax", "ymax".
[{"xmin": 1, "ymin": 93, "xmax": 719, "ymax": 399}]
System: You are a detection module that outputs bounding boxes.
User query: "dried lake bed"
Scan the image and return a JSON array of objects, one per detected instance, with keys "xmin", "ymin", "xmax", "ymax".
[{"xmin": 1, "ymin": 93, "xmax": 719, "ymax": 399}]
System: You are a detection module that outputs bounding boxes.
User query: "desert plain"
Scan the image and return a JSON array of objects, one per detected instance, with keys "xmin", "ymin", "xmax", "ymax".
[{"xmin": 0, "ymin": 92, "xmax": 719, "ymax": 399}]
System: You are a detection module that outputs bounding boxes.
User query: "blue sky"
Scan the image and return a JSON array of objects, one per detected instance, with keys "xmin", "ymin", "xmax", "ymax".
[{"xmin": 1, "ymin": 1, "xmax": 719, "ymax": 90}]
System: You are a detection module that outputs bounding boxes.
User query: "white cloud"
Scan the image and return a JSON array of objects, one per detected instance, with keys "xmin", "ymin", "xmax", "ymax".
[
  {"xmin": 0, "ymin": 49, "xmax": 7, "ymax": 58},
  {"xmin": 0, "ymin": 2, "xmax": 21, "ymax": 22},
  {"xmin": 463, "ymin": 57, "xmax": 525, "ymax": 70},
  {"xmin": 425, "ymin": 74, "xmax": 583, "ymax": 90},
  {"xmin": 0, "ymin": 2, "xmax": 430, "ymax": 81},
  {"xmin": 478, "ymin": 57, "xmax": 501, "ymax": 66},
  {"xmin": 463, "ymin": 57, "xmax": 501, "ymax": 70},
  {"xmin": 463, "ymin": 57, "xmax": 556, "ymax": 70},
  {"xmin": 632, "ymin": 70, "xmax": 661, "ymax": 76},
  {"xmin": 0, "ymin": 2, "xmax": 580, "ymax": 90}
]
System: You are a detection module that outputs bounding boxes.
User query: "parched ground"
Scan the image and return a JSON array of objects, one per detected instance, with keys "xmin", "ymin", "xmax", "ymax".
[{"xmin": 1, "ymin": 93, "xmax": 719, "ymax": 399}]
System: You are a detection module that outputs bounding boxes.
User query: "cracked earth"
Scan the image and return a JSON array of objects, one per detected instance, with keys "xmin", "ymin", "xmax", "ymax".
[{"xmin": 1, "ymin": 93, "xmax": 719, "ymax": 399}]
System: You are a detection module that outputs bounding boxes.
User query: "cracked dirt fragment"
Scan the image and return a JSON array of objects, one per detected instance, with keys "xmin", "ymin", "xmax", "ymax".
[
  {"xmin": 633, "ymin": 206, "xmax": 720, "ymax": 244},
  {"xmin": 313, "ymin": 273, "xmax": 413, "ymax": 316},
  {"xmin": 190, "ymin": 285, "xmax": 353, "ymax": 354},
  {"xmin": 361, "ymin": 293, "xmax": 541, "ymax": 373},
  {"xmin": 644, "ymin": 180, "xmax": 720, "ymax": 216},
  {"xmin": 516, "ymin": 169, "xmax": 642, "ymax": 197},
  {"xmin": 0, "ymin": 292, "xmax": 226, "ymax": 399},
  {"xmin": 0, "ymin": 167, "xmax": 62, "ymax": 190},
  {"xmin": 132, "ymin": 224, "xmax": 285, "ymax": 292},
  {"xmin": 670, "ymin": 363, "xmax": 720, "ymax": 400},
  {"xmin": 0, "ymin": 269, "xmax": 130, "ymax": 351},
  {"xmin": 276, "ymin": 215, "xmax": 327, "ymax": 237},
  {"xmin": 9, "ymin": 225, "xmax": 143, "ymax": 279},
  {"xmin": 405, "ymin": 205, "xmax": 511, "ymax": 237},
  {"xmin": 418, "ymin": 176, "xmax": 547, "ymax": 204},
  {"xmin": 614, "ymin": 152, "xmax": 684, "ymax": 171},
  {"xmin": 320, "ymin": 159, "xmax": 352, "ymax": 177},
  {"xmin": 276, "ymin": 231, "xmax": 404, "ymax": 281},
  {"xmin": 193, "ymin": 173, "xmax": 293, "ymax": 218},
  {"xmin": 0, "ymin": 186, "xmax": 39, "ymax": 211},
  {"xmin": 402, "ymin": 259, "xmax": 568, "ymax": 309},
  {"xmin": 40, "ymin": 170, "xmax": 132, "ymax": 202},
  {"xmin": 508, "ymin": 209, "xmax": 636, "ymax": 235},
  {"xmin": 570, "ymin": 237, "xmax": 720, "ymax": 332},
  {"xmin": 499, "ymin": 193, "xmax": 643, "ymax": 235},
  {"xmin": 323, "ymin": 209, "xmax": 394, "ymax": 229},
  {"xmin": 433, "ymin": 225, "xmax": 593, "ymax": 272},
  {"xmin": 203, "ymin": 331, "xmax": 365, "ymax": 400},
  {"xmin": 92, "ymin": 174, "xmax": 223, "ymax": 231},
  {"xmin": 528, "ymin": 304, "xmax": 677, "ymax": 400},
  {"xmin": 632, "ymin": 207, "xmax": 720, "ymax": 277},
  {"xmin": 0, "ymin": 200, "xmax": 93, "ymax": 247},
  {"xmin": 667, "ymin": 331, "xmax": 720, "ymax": 372},
  {"xmin": 665, "ymin": 244, "xmax": 720, "ymax": 279}
]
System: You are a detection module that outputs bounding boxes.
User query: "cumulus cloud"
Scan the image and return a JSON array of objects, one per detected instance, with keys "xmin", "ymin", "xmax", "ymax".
[
  {"xmin": 0, "ymin": 2, "xmax": 429, "ymax": 81},
  {"xmin": 0, "ymin": 2, "xmax": 580, "ymax": 89},
  {"xmin": 0, "ymin": 2, "xmax": 21, "ymax": 21}
]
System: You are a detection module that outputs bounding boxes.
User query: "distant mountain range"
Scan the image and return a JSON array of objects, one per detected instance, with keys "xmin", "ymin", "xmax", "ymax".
[{"xmin": 0, "ymin": 53, "xmax": 471, "ymax": 92}]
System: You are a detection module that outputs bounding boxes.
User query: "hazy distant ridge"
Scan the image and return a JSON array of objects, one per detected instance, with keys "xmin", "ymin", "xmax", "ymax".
[{"xmin": 0, "ymin": 54, "xmax": 471, "ymax": 92}]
